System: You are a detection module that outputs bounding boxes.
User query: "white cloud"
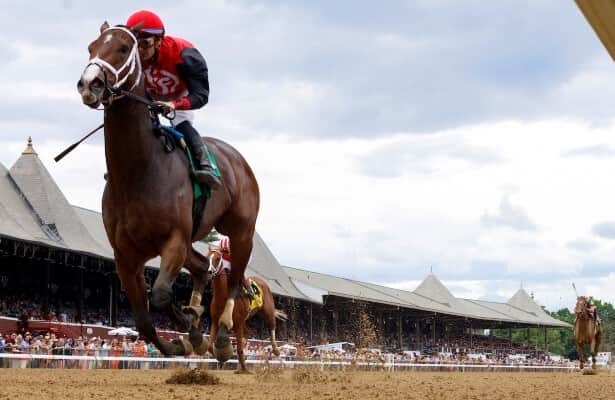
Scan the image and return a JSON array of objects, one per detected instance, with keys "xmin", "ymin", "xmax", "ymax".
[{"xmin": 1, "ymin": 1, "xmax": 615, "ymax": 313}]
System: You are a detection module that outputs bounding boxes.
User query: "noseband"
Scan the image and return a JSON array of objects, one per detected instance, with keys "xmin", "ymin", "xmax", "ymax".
[{"xmin": 85, "ymin": 26, "xmax": 142, "ymax": 105}]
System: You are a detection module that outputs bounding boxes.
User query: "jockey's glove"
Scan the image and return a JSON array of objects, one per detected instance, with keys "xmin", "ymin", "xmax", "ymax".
[{"xmin": 151, "ymin": 101, "xmax": 175, "ymax": 118}]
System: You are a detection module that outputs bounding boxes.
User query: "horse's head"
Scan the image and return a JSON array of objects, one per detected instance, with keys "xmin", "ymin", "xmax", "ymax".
[
  {"xmin": 575, "ymin": 296, "xmax": 588, "ymax": 315},
  {"xmin": 77, "ymin": 21, "xmax": 142, "ymax": 108}
]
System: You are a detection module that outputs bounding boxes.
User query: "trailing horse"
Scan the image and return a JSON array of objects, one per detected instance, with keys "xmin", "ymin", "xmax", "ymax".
[
  {"xmin": 207, "ymin": 247, "xmax": 287, "ymax": 373},
  {"xmin": 77, "ymin": 23, "xmax": 259, "ymax": 360},
  {"xmin": 573, "ymin": 296, "xmax": 602, "ymax": 370}
]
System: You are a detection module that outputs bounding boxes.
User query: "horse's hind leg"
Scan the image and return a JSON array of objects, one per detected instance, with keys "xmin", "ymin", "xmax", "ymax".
[
  {"xmin": 261, "ymin": 291, "xmax": 280, "ymax": 357},
  {"xmin": 183, "ymin": 247, "xmax": 211, "ymax": 355}
]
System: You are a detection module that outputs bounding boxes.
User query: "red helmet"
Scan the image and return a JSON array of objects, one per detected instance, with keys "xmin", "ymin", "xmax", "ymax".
[{"xmin": 126, "ymin": 10, "xmax": 165, "ymax": 36}]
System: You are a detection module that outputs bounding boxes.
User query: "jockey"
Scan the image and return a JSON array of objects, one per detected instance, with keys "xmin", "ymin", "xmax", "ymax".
[
  {"xmin": 218, "ymin": 236, "xmax": 256, "ymax": 299},
  {"xmin": 125, "ymin": 10, "xmax": 221, "ymax": 189},
  {"xmin": 583, "ymin": 296, "xmax": 600, "ymax": 324}
]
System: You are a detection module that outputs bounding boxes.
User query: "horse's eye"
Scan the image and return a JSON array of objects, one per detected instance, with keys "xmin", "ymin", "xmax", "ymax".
[{"xmin": 118, "ymin": 45, "xmax": 129, "ymax": 54}]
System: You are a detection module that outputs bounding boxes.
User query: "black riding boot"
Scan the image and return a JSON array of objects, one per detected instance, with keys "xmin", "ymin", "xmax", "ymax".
[{"xmin": 176, "ymin": 121, "xmax": 222, "ymax": 189}]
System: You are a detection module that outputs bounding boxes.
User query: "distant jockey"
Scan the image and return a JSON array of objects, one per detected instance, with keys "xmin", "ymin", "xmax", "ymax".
[{"xmin": 217, "ymin": 236, "xmax": 256, "ymax": 299}]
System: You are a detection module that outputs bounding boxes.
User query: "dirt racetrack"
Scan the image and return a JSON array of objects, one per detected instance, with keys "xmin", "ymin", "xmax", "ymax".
[{"xmin": 0, "ymin": 368, "xmax": 612, "ymax": 400}]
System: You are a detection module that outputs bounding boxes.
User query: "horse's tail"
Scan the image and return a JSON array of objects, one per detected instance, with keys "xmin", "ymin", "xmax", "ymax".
[{"xmin": 274, "ymin": 309, "xmax": 288, "ymax": 321}]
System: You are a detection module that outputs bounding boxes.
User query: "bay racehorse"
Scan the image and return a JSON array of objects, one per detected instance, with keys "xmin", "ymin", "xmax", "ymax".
[
  {"xmin": 77, "ymin": 22, "xmax": 259, "ymax": 360},
  {"xmin": 207, "ymin": 247, "xmax": 287, "ymax": 372},
  {"xmin": 573, "ymin": 296, "xmax": 602, "ymax": 370}
]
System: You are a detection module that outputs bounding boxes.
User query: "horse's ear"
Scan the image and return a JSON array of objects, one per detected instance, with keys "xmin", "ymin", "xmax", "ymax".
[
  {"xmin": 130, "ymin": 21, "xmax": 144, "ymax": 35},
  {"xmin": 100, "ymin": 21, "xmax": 110, "ymax": 33}
]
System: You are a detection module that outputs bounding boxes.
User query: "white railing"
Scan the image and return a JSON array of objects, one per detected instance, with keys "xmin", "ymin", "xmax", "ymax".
[{"xmin": 0, "ymin": 353, "xmax": 579, "ymax": 372}]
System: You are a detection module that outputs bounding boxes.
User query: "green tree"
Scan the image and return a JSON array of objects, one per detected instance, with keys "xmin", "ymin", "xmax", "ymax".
[{"xmin": 493, "ymin": 299, "xmax": 613, "ymax": 359}]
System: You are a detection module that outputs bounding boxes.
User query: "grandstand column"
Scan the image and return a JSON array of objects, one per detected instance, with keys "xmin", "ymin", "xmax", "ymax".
[
  {"xmin": 544, "ymin": 327, "xmax": 548, "ymax": 354},
  {"xmin": 398, "ymin": 313, "xmax": 403, "ymax": 350},
  {"xmin": 77, "ymin": 269, "xmax": 84, "ymax": 323},
  {"xmin": 43, "ymin": 262, "xmax": 50, "ymax": 312},
  {"xmin": 415, "ymin": 318, "xmax": 421, "ymax": 349},
  {"xmin": 333, "ymin": 299, "xmax": 338, "ymax": 340},
  {"xmin": 109, "ymin": 273, "xmax": 119, "ymax": 326},
  {"xmin": 309, "ymin": 303, "xmax": 313, "ymax": 344}
]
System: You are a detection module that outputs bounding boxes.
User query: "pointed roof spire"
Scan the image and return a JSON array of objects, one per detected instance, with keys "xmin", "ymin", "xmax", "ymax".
[
  {"xmin": 22, "ymin": 137, "xmax": 37, "ymax": 155},
  {"xmin": 508, "ymin": 288, "xmax": 542, "ymax": 316},
  {"xmin": 413, "ymin": 273, "xmax": 458, "ymax": 308}
]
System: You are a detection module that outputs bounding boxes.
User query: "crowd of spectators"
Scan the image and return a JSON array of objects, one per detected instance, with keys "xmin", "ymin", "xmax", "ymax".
[
  {"xmin": 0, "ymin": 326, "xmax": 576, "ymax": 371},
  {"xmin": 0, "ymin": 292, "xmax": 577, "ymax": 370}
]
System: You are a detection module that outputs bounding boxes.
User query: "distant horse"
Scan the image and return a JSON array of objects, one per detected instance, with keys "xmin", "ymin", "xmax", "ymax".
[
  {"xmin": 574, "ymin": 296, "xmax": 602, "ymax": 370},
  {"xmin": 77, "ymin": 23, "xmax": 259, "ymax": 360},
  {"xmin": 207, "ymin": 247, "xmax": 287, "ymax": 373}
]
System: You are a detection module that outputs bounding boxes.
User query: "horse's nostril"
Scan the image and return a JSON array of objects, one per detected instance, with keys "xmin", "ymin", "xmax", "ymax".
[{"xmin": 91, "ymin": 78, "xmax": 103, "ymax": 90}]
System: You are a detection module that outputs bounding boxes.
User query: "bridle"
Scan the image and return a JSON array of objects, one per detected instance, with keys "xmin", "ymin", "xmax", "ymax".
[{"xmin": 83, "ymin": 26, "xmax": 153, "ymax": 107}]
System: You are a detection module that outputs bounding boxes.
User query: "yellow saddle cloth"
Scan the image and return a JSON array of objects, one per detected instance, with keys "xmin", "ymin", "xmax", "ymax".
[{"xmin": 246, "ymin": 279, "xmax": 263, "ymax": 314}]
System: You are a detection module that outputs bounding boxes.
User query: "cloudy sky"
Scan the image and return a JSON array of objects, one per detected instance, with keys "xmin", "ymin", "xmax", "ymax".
[{"xmin": 1, "ymin": 0, "xmax": 615, "ymax": 312}]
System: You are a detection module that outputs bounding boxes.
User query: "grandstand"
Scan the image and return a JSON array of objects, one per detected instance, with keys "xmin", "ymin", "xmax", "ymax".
[{"xmin": 0, "ymin": 138, "xmax": 570, "ymax": 352}]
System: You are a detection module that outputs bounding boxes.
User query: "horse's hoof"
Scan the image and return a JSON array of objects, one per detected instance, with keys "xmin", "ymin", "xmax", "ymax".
[
  {"xmin": 193, "ymin": 337, "xmax": 209, "ymax": 356},
  {"xmin": 216, "ymin": 326, "xmax": 230, "ymax": 350},
  {"xmin": 172, "ymin": 338, "xmax": 193, "ymax": 355},
  {"xmin": 214, "ymin": 343, "xmax": 233, "ymax": 363},
  {"xmin": 234, "ymin": 369, "xmax": 251, "ymax": 374},
  {"xmin": 175, "ymin": 315, "xmax": 193, "ymax": 334}
]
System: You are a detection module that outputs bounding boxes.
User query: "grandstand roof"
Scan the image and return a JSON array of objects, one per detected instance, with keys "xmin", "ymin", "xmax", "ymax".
[
  {"xmin": 0, "ymin": 138, "xmax": 311, "ymax": 302},
  {"xmin": 283, "ymin": 267, "xmax": 571, "ymax": 328}
]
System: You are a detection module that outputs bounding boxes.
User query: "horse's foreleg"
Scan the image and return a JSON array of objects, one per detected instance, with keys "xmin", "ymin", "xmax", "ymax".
[
  {"xmin": 591, "ymin": 340, "xmax": 597, "ymax": 369},
  {"xmin": 215, "ymin": 232, "xmax": 254, "ymax": 361},
  {"xmin": 235, "ymin": 329, "xmax": 249, "ymax": 373},
  {"xmin": 116, "ymin": 263, "xmax": 177, "ymax": 356},
  {"xmin": 577, "ymin": 343, "xmax": 585, "ymax": 370},
  {"xmin": 183, "ymin": 248, "xmax": 211, "ymax": 355},
  {"xmin": 207, "ymin": 322, "xmax": 218, "ymax": 356},
  {"xmin": 150, "ymin": 232, "xmax": 192, "ymax": 354}
]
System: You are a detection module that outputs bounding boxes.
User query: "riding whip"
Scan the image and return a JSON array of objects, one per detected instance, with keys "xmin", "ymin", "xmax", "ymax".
[
  {"xmin": 572, "ymin": 282, "xmax": 579, "ymax": 298},
  {"xmin": 54, "ymin": 123, "xmax": 104, "ymax": 162}
]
